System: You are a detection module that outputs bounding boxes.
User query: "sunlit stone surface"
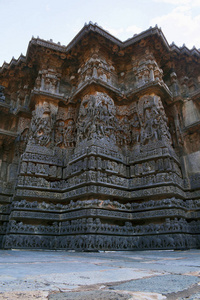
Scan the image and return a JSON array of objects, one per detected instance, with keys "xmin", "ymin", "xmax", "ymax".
[{"xmin": 0, "ymin": 23, "xmax": 199, "ymax": 250}]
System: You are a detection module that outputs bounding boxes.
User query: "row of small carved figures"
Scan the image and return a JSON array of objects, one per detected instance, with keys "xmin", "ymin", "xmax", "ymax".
[
  {"xmin": 20, "ymin": 144, "xmax": 178, "ymax": 173},
  {"xmin": 9, "ymin": 198, "xmax": 200, "ymax": 212},
  {"xmin": 3, "ymin": 233, "xmax": 198, "ymax": 250},
  {"xmin": 18, "ymin": 171, "xmax": 183, "ymax": 190},
  {"xmin": 71, "ymin": 144, "xmax": 123, "ymax": 161},
  {"xmin": 21, "ymin": 143, "xmax": 123, "ymax": 165},
  {"xmin": 21, "ymin": 152, "xmax": 63, "ymax": 166},
  {"xmin": 17, "ymin": 145, "xmax": 181, "ymax": 183},
  {"xmin": 18, "ymin": 159, "xmax": 184, "ymax": 191},
  {"xmin": 67, "ymin": 156, "xmax": 181, "ymax": 179},
  {"xmin": 2, "ymin": 218, "xmax": 200, "ymax": 235},
  {"xmin": 70, "ymin": 143, "xmax": 179, "ymax": 166},
  {"xmin": 20, "ymin": 156, "xmax": 181, "ymax": 181},
  {"xmin": 0, "ymin": 181, "xmax": 13, "ymax": 192}
]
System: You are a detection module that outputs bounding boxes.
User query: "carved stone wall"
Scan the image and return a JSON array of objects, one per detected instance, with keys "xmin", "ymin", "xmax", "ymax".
[{"xmin": 0, "ymin": 23, "xmax": 200, "ymax": 250}]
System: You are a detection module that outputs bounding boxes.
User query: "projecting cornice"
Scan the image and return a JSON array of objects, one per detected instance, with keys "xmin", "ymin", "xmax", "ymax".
[{"xmin": 1, "ymin": 22, "xmax": 200, "ymax": 72}]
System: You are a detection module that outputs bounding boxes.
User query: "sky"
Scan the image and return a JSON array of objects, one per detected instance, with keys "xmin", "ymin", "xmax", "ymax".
[{"xmin": 0, "ymin": 0, "xmax": 200, "ymax": 66}]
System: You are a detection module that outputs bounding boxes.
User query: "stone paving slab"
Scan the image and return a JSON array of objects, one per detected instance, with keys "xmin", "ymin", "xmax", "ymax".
[
  {"xmin": 48, "ymin": 290, "xmax": 169, "ymax": 300},
  {"xmin": 49, "ymin": 290, "xmax": 132, "ymax": 300},
  {"xmin": 110, "ymin": 274, "xmax": 200, "ymax": 294},
  {"xmin": 0, "ymin": 291, "xmax": 49, "ymax": 300},
  {"xmin": 0, "ymin": 250, "xmax": 200, "ymax": 299}
]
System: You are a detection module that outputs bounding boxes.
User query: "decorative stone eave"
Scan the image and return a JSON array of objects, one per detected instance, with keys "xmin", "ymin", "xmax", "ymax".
[
  {"xmin": 125, "ymin": 80, "xmax": 173, "ymax": 103},
  {"xmin": 124, "ymin": 26, "xmax": 169, "ymax": 49},
  {"xmin": 168, "ymin": 95, "xmax": 183, "ymax": 105},
  {"xmin": 0, "ymin": 129, "xmax": 18, "ymax": 140},
  {"xmin": 30, "ymin": 89, "xmax": 69, "ymax": 108},
  {"xmin": 170, "ymin": 43, "xmax": 200, "ymax": 57},
  {"xmin": 0, "ymin": 55, "xmax": 26, "ymax": 72},
  {"xmin": 1, "ymin": 23, "xmax": 200, "ymax": 74},
  {"xmin": 0, "ymin": 101, "xmax": 11, "ymax": 113},
  {"xmin": 69, "ymin": 79, "xmax": 123, "ymax": 104},
  {"xmin": 168, "ymin": 88, "xmax": 200, "ymax": 108},
  {"xmin": 29, "ymin": 24, "xmax": 200, "ymax": 58},
  {"xmin": 28, "ymin": 38, "xmax": 66, "ymax": 54},
  {"xmin": 183, "ymin": 120, "xmax": 200, "ymax": 134},
  {"xmin": 68, "ymin": 79, "xmax": 173, "ymax": 105},
  {"xmin": 12, "ymin": 106, "xmax": 31, "ymax": 118},
  {"xmin": 190, "ymin": 88, "xmax": 200, "ymax": 101}
]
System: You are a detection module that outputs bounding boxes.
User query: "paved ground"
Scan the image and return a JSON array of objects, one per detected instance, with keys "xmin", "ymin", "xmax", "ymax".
[{"xmin": 0, "ymin": 249, "xmax": 199, "ymax": 299}]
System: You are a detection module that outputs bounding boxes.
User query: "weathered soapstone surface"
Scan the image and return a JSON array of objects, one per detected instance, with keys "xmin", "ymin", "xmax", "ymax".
[{"xmin": 0, "ymin": 22, "xmax": 200, "ymax": 251}]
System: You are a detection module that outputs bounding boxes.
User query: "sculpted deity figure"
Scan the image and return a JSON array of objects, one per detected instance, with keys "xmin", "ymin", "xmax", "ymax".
[
  {"xmin": 29, "ymin": 101, "xmax": 54, "ymax": 146},
  {"xmin": 0, "ymin": 85, "xmax": 5, "ymax": 101},
  {"xmin": 55, "ymin": 120, "xmax": 64, "ymax": 146},
  {"xmin": 76, "ymin": 92, "xmax": 116, "ymax": 145},
  {"xmin": 138, "ymin": 95, "xmax": 172, "ymax": 146},
  {"xmin": 64, "ymin": 120, "xmax": 76, "ymax": 147}
]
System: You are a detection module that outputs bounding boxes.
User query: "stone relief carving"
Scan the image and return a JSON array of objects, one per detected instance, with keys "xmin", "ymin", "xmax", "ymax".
[
  {"xmin": 138, "ymin": 95, "xmax": 172, "ymax": 146},
  {"xmin": 55, "ymin": 119, "xmax": 64, "ymax": 146},
  {"xmin": 63, "ymin": 119, "xmax": 76, "ymax": 147},
  {"xmin": 0, "ymin": 85, "xmax": 6, "ymax": 101},
  {"xmin": 14, "ymin": 128, "xmax": 29, "ymax": 160},
  {"xmin": 53, "ymin": 106, "xmax": 77, "ymax": 148},
  {"xmin": 29, "ymin": 101, "xmax": 57, "ymax": 147},
  {"xmin": 133, "ymin": 55, "xmax": 164, "ymax": 88},
  {"xmin": 3, "ymin": 232, "xmax": 196, "ymax": 250},
  {"xmin": 34, "ymin": 69, "xmax": 62, "ymax": 95},
  {"xmin": 77, "ymin": 54, "xmax": 116, "ymax": 88},
  {"xmin": 15, "ymin": 85, "xmax": 30, "ymax": 110},
  {"xmin": 76, "ymin": 92, "xmax": 116, "ymax": 145},
  {"xmin": 1, "ymin": 29, "xmax": 199, "ymax": 252},
  {"xmin": 116, "ymin": 102, "xmax": 140, "ymax": 147}
]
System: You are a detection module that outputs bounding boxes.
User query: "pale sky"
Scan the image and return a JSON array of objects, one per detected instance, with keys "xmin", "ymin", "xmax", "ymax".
[{"xmin": 1, "ymin": 0, "xmax": 200, "ymax": 66}]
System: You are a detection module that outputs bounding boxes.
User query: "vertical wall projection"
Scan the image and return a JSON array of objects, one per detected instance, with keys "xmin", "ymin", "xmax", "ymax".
[{"xmin": 0, "ymin": 24, "xmax": 200, "ymax": 250}]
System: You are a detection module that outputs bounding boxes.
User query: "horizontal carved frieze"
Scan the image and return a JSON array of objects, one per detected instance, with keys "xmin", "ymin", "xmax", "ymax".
[
  {"xmin": 10, "ymin": 207, "xmax": 189, "ymax": 222},
  {"xmin": 3, "ymin": 233, "xmax": 199, "ymax": 250},
  {"xmin": 7, "ymin": 218, "xmax": 200, "ymax": 235},
  {"xmin": 21, "ymin": 152, "xmax": 63, "ymax": 166},
  {"xmin": 11, "ymin": 198, "xmax": 200, "ymax": 213}
]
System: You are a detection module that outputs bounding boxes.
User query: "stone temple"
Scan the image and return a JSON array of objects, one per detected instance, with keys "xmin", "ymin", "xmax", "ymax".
[{"xmin": 0, "ymin": 23, "xmax": 200, "ymax": 251}]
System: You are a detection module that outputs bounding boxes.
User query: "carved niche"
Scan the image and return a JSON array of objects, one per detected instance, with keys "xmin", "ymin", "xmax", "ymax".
[
  {"xmin": 0, "ymin": 85, "xmax": 6, "ymax": 101},
  {"xmin": 28, "ymin": 101, "xmax": 57, "ymax": 147},
  {"xmin": 77, "ymin": 54, "xmax": 116, "ymax": 88},
  {"xmin": 116, "ymin": 102, "xmax": 140, "ymax": 147},
  {"xmin": 54, "ymin": 106, "xmax": 77, "ymax": 148},
  {"xmin": 115, "ymin": 95, "xmax": 171, "ymax": 149},
  {"xmin": 138, "ymin": 95, "xmax": 172, "ymax": 146},
  {"xmin": 34, "ymin": 69, "xmax": 62, "ymax": 95},
  {"xmin": 76, "ymin": 92, "xmax": 117, "ymax": 146},
  {"xmin": 133, "ymin": 55, "xmax": 164, "ymax": 88}
]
